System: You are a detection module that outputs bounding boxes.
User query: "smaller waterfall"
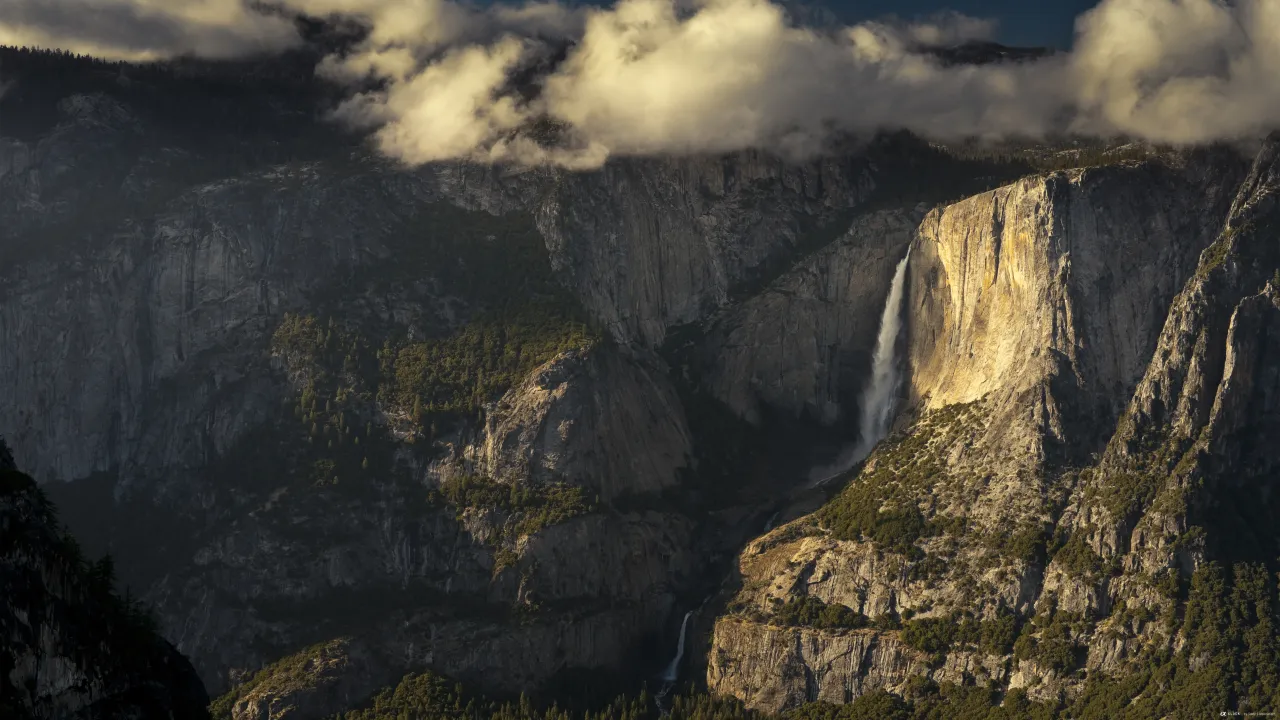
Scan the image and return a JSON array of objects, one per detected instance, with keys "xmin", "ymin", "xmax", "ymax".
[
  {"xmin": 762, "ymin": 511, "xmax": 781, "ymax": 533},
  {"xmin": 660, "ymin": 611, "xmax": 694, "ymax": 683},
  {"xmin": 809, "ymin": 247, "xmax": 912, "ymax": 487}
]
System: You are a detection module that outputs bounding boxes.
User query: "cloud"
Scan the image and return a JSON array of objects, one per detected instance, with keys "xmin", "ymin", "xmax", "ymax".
[
  {"xmin": 539, "ymin": 0, "xmax": 1059, "ymax": 160},
  {"xmin": 334, "ymin": 37, "xmax": 530, "ymax": 163},
  {"xmin": 300, "ymin": 0, "xmax": 1061, "ymax": 166},
  {"xmin": 286, "ymin": 0, "xmax": 582, "ymax": 57},
  {"xmin": 7, "ymin": 0, "xmax": 1280, "ymax": 167},
  {"xmin": 1068, "ymin": 0, "xmax": 1280, "ymax": 143},
  {"xmin": 0, "ymin": 0, "xmax": 300, "ymax": 61}
]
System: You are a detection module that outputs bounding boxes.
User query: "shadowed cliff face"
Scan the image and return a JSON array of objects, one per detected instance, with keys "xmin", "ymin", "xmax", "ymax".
[
  {"xmin": 0, "ymin": 95, "xmax": 879, "ymax": 490},
  {"xmin": 536, "ymin": 152, "xmax": 879, "ymax": 348},
  {"xmin": 706, "ymin": 143, "xmax": 1280, "ymax": 714},
  {"xmin": 701, "ymin": 208, "xmax": 923, "ymax": 427}
]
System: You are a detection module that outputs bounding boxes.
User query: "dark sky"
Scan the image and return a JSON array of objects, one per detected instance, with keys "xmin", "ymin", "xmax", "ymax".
[{"xmin": 829, "ymin": 0, "xmax": 1101, "ymax": 49}]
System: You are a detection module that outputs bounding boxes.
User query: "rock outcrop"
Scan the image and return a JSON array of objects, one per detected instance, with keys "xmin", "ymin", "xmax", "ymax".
[
  {"xmin": 463, "ymin": 348, "xmax": 693, "ymax": 502},
  {"xmin": 707, "ymin": 621, "xmax": 931, "ymax": 714}
]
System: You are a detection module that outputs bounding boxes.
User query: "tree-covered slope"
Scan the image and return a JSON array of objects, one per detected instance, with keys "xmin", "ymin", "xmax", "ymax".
[{"xmin": 0, "ymin": 437, "xmax": 210, "ymax": 719}]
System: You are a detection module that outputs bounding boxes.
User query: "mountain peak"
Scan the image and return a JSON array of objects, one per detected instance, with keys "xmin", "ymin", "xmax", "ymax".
[{"xmin": 923, "ymin": 40, "xmax": 1055, "ymax": 66}]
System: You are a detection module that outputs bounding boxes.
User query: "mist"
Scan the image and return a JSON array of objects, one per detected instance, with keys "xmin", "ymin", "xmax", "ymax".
[{"xmin": 3, "ymin": 0, "xmax": 1280, "ymax": 166}]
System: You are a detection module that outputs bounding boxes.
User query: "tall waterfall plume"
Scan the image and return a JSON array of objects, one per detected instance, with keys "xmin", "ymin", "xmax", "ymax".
[{"xmin": 810, "ymin": 247, "xmax": 912, "ymax": 486}]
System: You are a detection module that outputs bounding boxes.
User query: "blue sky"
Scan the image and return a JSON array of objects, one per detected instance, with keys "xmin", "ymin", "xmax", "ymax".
[{"xmin": 828, "ymin": 0, "xmax": 1101, "ymax": 49}]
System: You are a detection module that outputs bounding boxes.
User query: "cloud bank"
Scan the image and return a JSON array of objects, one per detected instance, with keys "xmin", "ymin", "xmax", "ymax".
[
  {"xmin": 0, "ymin": 0, "xmax": 300, "ymax": 61},
  {"xmin": 3, "ymin": 0, "xmax": 1280, "ymax": 166},
  {"xmin": 1071, "ymin": 0, "xmax": 1280, "ymax": 144}
]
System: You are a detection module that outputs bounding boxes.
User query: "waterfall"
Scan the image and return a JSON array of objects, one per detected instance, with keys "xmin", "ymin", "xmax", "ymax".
[
  {"xmin": 762, "ymin": 511, "xmax": 781, "ymax": 533},
  {"xmin": 660, "ymin": 611, "xmax": 694, "ymax": 683},
  {"xmin": 810, "ymin": 247, "xmax": 912, "ymax": 486},
  {"xmin": 854, "ymin": 247, "xmax": 913, "ymax": 461}
]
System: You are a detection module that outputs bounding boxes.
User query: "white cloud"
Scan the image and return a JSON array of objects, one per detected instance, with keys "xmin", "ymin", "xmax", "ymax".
[
  {"xmin": 0, "ymin": 0, "xmax": 299, "ymax": 61},
  {"xmin": 336, "ymin": 37, "xmax": 530, "ymax": 164},
  {"xmin": 302, "ymin": 0, "xmax": 1062, "ymax": 166},
  {"xmin": 7, "ymin": 0, "xmax": 1280, "ymax": 167},
  {"xmin": 1068, "ymin": 0, "xmax": 1280, "ymax": 143}
]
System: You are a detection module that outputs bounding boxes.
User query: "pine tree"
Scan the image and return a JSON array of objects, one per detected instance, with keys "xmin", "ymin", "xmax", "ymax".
[{"xmin": 89, "ymin": 555, "xmax": 116, "ymax": 594}]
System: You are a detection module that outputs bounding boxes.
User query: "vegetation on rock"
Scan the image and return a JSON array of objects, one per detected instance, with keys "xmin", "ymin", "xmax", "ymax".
[
  {"xmin": 1049, "ymin": 533, "xmax": 1111, "ymax": 582},
  {"xmin": 900, "ymin": 610, "xmax": 1021, "ymax": 658},
  {"xmin": 332, "ymin": 672, "xmax": 758, "ymax": 720},
  {"xmin": 766, "ymin": 596, "xmax": 866, "ymax": 631},
  {"xmin": 209, "ymin": 639, "xmax": 352, "ymax": 720},
  {"xmin": 268, "ymin": 204, "xmax": 599, "ymax": 457},
  {"xmin": 438, "ymin": 474, "xmax": 595, "ymax": 541},
  {"xmin": 817, "ymin": 403, "xmax": 983, "ymax": 557}
]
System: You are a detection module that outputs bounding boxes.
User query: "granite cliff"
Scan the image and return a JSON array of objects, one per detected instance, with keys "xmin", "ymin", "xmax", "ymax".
[
  {"xmin": 706, "ymin": 142, "xmax": 1280, "ymax": 716},
  {"xmin": 9, "ymin": 47, "xmax": 1280, "ymax": 720}
]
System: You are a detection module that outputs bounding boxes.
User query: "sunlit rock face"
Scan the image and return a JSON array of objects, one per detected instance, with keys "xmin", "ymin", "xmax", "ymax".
[
  {"xmin": 707, "ymin": 145, "xmax": 1280, "ymax": 712},
  {"xmin": 909, "ymin": 157, "xmax": 1239, "ymax": 441}
]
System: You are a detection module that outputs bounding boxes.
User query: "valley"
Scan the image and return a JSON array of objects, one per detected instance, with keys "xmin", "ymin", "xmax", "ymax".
[{"xmin": 3, "ymin": 46, "xmax": 1280, "ymax": 720}]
